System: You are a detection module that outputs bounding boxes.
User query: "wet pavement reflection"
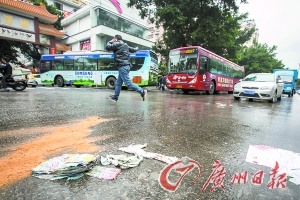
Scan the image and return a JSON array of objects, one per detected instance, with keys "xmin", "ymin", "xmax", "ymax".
[{"xmin": 0, "ymin": 87, "xmax": 299, "ymax": 199}]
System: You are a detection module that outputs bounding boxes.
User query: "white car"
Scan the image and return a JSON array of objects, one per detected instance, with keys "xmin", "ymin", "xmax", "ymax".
[
  {"xmin": 233, "ymin": 73, "xmax": 284, "ymax": 103},
  {"xmin": 27, "ymin": 74, "xmax": 42, "ymax": 87}
]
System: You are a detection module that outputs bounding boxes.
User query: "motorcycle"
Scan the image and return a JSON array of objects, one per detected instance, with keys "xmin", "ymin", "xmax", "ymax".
[{"xmin": 0, "ymin": 71, "xmax": 28, "ymax": 91}]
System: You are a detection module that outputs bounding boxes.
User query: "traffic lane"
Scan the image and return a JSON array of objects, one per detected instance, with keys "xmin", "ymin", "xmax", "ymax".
[{"xmin": 0, "ymin": 88, "xmax": 299, "ymax": 199}]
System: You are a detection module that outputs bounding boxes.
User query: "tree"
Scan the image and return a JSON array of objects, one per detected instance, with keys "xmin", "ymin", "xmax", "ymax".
[
  {"xmin": 237, "ymin": 40, "xmax": 284, "ymax": 75},
  {"xmin": 158, "ymin": 62, "xmax": 167, "ymax": 75},
  {"xmin": 128, "ymin": 0, "xmax": 255, "ymax": 62},
  {"xmin": 30, "ymin": 0, "xmax": 64, "ymax": 30},
  {"xmin": 0, "ymin": 0, "xmax": 63, "ymax": 64}
]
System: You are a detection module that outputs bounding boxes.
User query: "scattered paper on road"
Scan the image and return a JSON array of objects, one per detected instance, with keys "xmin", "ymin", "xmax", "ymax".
[
  {"xmin": 119, "ymin": 144, "xmax": 179, "ymax": 164},
  {"xmin": 32, "ymin": 154, "xmax": 98, "ymax": 180},
  {"xmin": 246, "ymin": 145, "xmax": 300, "ymax": 185},
  {"xmin": 86, "ymin": 166, "xmax": 121, "ymax": 180},
  {"xmin": 100, "ymin": 155, "xmax": 143, "ymax": 169}
]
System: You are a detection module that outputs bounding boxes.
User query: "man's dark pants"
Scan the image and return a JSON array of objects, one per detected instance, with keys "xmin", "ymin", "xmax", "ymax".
[{"xmin": 1, "ymin": 75, "xmax": 11, "ymax": 88}]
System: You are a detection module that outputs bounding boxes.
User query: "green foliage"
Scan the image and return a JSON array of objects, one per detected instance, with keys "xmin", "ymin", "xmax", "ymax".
[
  {"xmin": 29, "ymin": 0, "xmax": 63, "ymax": 30},
  {"xmin": 0, "ymin": 40, "xmax": 21, "ymax": 64},
  {"xmin": 158, "ymin": 63, "xmax": 167, "ymax": 75},
  {"xmin": 128, "ymin": 0, "xmax": 254, "ymax": 61},
  {"xmin": 237, "ymin": 40, "xmax": 284, "ymax": 75}
]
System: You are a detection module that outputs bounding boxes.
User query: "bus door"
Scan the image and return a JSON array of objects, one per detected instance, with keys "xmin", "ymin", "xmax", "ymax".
[{"xmin": 199, "ymin": 55, "xmax": 209, "ymax": 82}]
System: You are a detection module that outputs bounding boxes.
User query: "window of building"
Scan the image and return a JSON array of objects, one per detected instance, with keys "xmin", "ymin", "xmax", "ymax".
[
  {"xmin": 103, "ymin": 36, "xmax": 150, "ymax": 52},
  {"xmin": 54, "ymin": 2, "xmax": 63, "ymax": 10},
  {"xmin": 96, "ymin": 8, "xmax": 148, "ymax": 40}
]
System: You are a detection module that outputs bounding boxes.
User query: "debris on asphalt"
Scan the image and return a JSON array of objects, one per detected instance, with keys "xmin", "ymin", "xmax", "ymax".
[
  {"xmin": 119, "ymin": 144, "xmax": 179, "ymax": 164},
  {"xmin": 245, "ymin": 145, "xmax": 300, "ymax": 185},
  {"xmin": 100, "ymin": 155, "xmax": 143, "ymax": 169},
  {"xmin": 32, "ymin": 154, "xmax": 99, "ymax": 180},
  {"xmin": 289, "ymin": 177, "xmax": 300, "ymax": 185},
  {"xmin": 86, "ymin": 166, "xmax": 121, "ymax": 180}
]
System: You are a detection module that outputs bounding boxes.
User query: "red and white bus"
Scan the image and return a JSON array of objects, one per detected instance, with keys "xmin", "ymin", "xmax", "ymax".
[{"xmin": 166, "ymin": 46, "xmax": 244, "ymax": 94}]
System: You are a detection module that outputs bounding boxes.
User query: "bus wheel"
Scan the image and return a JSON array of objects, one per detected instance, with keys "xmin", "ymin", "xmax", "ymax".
[
  {"xmin": 106, "ymin": 77, "xmax": 116, "ymax": 89},
  {"xmin": 228, "ymin": 91, "xmax": 233, "ymax": 94},
  {"xmin": 181, "ymin": 89, "xmax": 189, "ymax": 94},
  {"xmin": 75, "ymin": 85, "xmax": 82, "ymax": 88},
  {"xmin": 56, "ymin": 76, "xmax": 65, "ymax": 87},
  {"xmin": 206, "ymin": 81, "xmax": 215, "ymax": 95},
  {"xmin": 234, "ymin": 97, "xmax": 240, "ymax": 100},
  {"xmin": 121, "ymin": 86, "xmax": 128, "ymax": 90}
]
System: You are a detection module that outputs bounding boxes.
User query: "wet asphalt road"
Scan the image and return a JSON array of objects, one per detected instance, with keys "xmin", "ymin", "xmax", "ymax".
[{"xmin": 0, "ymin": 86, "xmax": 300, "ymax": 200}]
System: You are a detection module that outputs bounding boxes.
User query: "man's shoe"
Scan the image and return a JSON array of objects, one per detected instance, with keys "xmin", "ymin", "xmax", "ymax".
[
  {"xmin": 141, "ymin": 90, "xmax": 147, "ymax": 101},
  {"xmin": 108, "ymin": 95, "xmax": 117, "ymax": 102}
]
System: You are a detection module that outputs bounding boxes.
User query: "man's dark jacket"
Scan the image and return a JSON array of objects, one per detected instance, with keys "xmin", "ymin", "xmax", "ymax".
[
  {"xmin": 0, "ymin": 63, "xmax": 12, "ymax": 75},
  {"xmin": 105, "ymin": 40, "xmax": 137, "ymax": 68}
]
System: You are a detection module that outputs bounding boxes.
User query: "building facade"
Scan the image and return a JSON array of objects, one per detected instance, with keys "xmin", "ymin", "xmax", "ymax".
[
  {"xmin": 46, "ymin": 0, "xmax": 86, "ymax": 18},
  {"xmin": 241, "ymin": 19, "xmax": 259, "ymax": 47},
  {"xmin": 0, "ymin": 0, "xmax": 71, "ymax": 56},
  {"xmin": 61, "ymin": 0, "xmax": 153, "ymax": 51}
]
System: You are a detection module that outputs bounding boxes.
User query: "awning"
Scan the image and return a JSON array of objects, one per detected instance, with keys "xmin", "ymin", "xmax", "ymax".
[
  {"xmin": 39, "ymin": 23, "xmax": 65, "ymax": 38},
  {"xmin": 55, "ymin": 40, "xmax": 72, "ymax": 51}
]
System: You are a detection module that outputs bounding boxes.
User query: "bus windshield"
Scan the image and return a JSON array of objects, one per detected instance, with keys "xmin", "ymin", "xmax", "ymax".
[{"xmin": 168, "ymin": 48, "xmax": 198, "ymax": 75}]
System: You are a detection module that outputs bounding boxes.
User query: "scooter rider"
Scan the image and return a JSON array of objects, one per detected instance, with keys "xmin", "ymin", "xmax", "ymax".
[{"xmin": 0, "ymin": 56, "xmax": 12, "ymax": 92}]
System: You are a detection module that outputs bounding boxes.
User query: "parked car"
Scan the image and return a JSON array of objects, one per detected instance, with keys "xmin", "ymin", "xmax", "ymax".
[{"xmin": 233, "ymin": 73, "xmax": 284, "ymax": 103}]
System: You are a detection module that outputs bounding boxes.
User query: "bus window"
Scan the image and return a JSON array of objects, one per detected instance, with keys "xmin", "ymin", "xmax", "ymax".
[
  {"xmin": 53, "ymin": 60, "xmax": 64, "ymax": 70},
  {"xmin": 98, "ymin": 58, "xmax": 116, "ymax": 71},
  {"xmin": 217, "ymin": 60, "xmax": 223, "ymax": 75},
  {"xmin": 199, "ymin": 55, "xmax": 208, "ymax": 75},
  {"xmin": 74, "ymin": 59, "xmax": 84, "ymax": 70},
  {"xmin": 150, "ymin": 51, "xmax": 158, "ymax": 62},
  {"xmin": 131, "ymin": 57, "xmax": 145, "ymax": 71},
  {"xmin": 65, "ymin": 59, "xmax": 74, "ymax": 70},
  {"xmin": 228, "ymin": 65, "xmax": 234, "ymax": 77},
  {"xmin": 84, "ymin": 58, "xmax": 97, "ymax": 70},
  {"xmin": 40, "ymin": 60, "xmax": 51, "ymax": 73},
  {"xmin": 223, "ymin": 64, "xmax": 228, "ymax": 76},
  {"xmin": 209, "ymin": 58, "xmax": 217, "ymax": 74}
]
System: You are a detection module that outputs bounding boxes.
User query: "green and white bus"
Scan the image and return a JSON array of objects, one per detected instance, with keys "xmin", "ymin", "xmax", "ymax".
[{"xmin": 39, "ymin": 50, "xmax": 158, "ymax": 88}]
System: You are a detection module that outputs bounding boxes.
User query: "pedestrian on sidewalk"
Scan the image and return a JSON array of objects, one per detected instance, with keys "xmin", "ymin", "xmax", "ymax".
[
  {"xmin": 106, "ymin": 35, "xmax": 147, "ymax": 102},
  {"xmin": 161, "ymin": 75, "xmax": 167, "ymax": 91}
]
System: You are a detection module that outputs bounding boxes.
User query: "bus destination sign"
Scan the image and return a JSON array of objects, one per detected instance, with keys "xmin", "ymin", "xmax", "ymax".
[
  {"xmin": 180, "ymin": 48, "xmax": 197, "ymax": 54},
  {"xmin": 170, "ymin": 48, "xmax": 198, "ymax": 56}
]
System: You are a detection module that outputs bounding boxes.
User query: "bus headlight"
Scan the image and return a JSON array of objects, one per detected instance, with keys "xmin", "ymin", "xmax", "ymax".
[{"xmin": 188, "ymin": 78, "xmax": 197, "ymax": 84}]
